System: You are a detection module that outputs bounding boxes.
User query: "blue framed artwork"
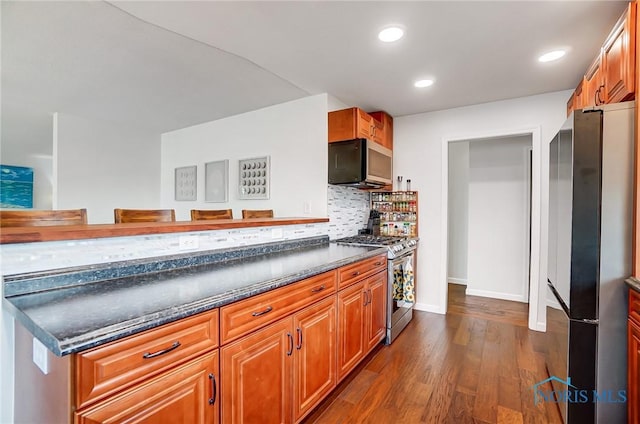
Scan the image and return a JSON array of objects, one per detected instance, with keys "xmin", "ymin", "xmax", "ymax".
[{"xmin": 0, "ymin": 165, "xmax": 34, "ymax": 208}]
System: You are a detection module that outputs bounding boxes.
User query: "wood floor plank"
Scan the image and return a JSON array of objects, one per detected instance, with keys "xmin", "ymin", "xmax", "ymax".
[{"xmin": 497, "ymin": 406, "xmax": 524, "ymax": 424}]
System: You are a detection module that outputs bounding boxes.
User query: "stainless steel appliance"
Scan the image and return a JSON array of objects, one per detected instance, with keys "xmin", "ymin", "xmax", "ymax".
[
  {"xmin": 547, "ymin": 102, "xmax": 634, "ymax": 423},
  {"xmin": 328, "ymin": 138, "xmax": 393, "ymax": 188},
  {"xmin": 334, "ymin": 235, "xmax": 418, "ymax": 344}
]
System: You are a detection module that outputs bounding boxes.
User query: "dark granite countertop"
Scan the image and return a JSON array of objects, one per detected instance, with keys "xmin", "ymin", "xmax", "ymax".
[
  {"xmin": 4, "ymin": 237, "xmax": 386, "ymax": 356},
  {"xmin": 626, "ymin": 277, "xmax": 640, "ymax": 293}
]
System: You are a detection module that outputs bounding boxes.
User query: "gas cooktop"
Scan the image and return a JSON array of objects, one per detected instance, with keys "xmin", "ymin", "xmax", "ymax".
[
  {"xmin": 334, "ymin": 235, "xmax": 418, "ymax": 258},
  {"xmin": 334, "ymin": 235, "xmax": 409, "ymax": 246}
]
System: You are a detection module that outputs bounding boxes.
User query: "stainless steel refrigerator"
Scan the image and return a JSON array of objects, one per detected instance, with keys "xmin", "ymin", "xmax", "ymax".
[{"xmin": 547, "ymin": 101, "xmax": 634, "ymax": 423}]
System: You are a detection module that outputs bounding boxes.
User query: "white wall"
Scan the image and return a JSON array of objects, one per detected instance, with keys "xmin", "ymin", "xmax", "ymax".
[
  {"xmin": 394, "ymin": 89, "xmax": 571, "ymax": 328},
  {"xmin": 467, "ymin": 135, "xmax": 532, "ymax": 301},
  {"xmin": 447, "ymin": 141, "xmax": 469, "ymax": 284},
  {"xmin": 160, "ymin": 94, "xmax": 328, "ymax": 220},
  {"xmin": 54, "ymin": 113, "xmax": 161, "ymax": 224}
]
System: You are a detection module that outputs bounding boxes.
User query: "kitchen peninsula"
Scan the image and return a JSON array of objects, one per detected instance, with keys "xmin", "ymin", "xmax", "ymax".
[{"xmin": 2, "ymin": 218, "xmax": 389, "ymax": 423}]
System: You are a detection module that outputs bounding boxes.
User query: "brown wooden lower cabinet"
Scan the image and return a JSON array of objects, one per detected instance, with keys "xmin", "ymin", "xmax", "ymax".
[
  {"xmin": 337, "ymin": 270, "xmax": 388, "ymax": 382},
  {"xmin": 337, "ymin": 281, "xmax": 366, "ymax": 381},
  {"xmin": 629, "ymin": 319, "xmax": 640, "ymax": 424},
  {"xmin": 221, "ymin": 317, "xmax": 293, "ymax": 424},
  {"xmin": 75, "ymin": 350, "xmax": 219, "ymax": 424},
  {"xmin": 293, "ymin": 296, "xmax": 337, "ymax": 421},
  {"xmin": 365, "ymin": 271, "xmax": 387, "ymax": 352},
  {"xmin": 221, "ymin": 296, "xmax": 338, "ymax": 424}
]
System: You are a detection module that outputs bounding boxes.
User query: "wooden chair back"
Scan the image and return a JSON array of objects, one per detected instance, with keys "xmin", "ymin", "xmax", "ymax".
[
  {"xmin": 242, "ymin": 209, "xmax": 274, "ymax": 219},
  {"xmin": 114, "ymin": 208, "xmax": 176, "ymax": 224},
  {"xmin": 0, "ymin": 208, "xmax": 88, "ymax": 227},
  {"xmin": 190, "ymin": 209, "xmax": 233, "ymax": 220}
]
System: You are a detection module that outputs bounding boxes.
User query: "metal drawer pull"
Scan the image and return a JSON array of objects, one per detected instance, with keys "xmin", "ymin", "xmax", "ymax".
[
  {"xmin": 251, "ymin": 306, "xmax": 273, "ymax": 317},
  {"xmin": 352, "ymin": 271, "xmax": 361, "ymax": 276},
  {"xmin": 363, "ymin": 291, "xmax": 369, "ymax": 306},
  {"xmin": 375, "ymin": 261, "xmax": 383, "ymax": 266},
  {"xmin": 311, "ymin": 285, "xmax": 326, "ymax": 293},
  {"xmin": 208, "ymin": 373, "xmax": 217, "ymax": 406},
  {"xmin": 142, "ymin": 341, "xmax": 181, "ymax": 359},
  {"xmin": 296, "ymin": 327, "xmax": 303, "ymax": 350},
  {"xmin": 287, "ymin": 332, "xmax": 294, "ymax": 356}
]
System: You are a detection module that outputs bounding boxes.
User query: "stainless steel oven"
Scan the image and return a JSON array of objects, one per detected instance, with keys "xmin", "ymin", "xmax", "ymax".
[
  {"xmin": 387, "ymin": 249, "xmax": 415, "ymax": 344},
  {"xmin": 334, "ymin": 235, "xmax": 418, "ymax": 344}
]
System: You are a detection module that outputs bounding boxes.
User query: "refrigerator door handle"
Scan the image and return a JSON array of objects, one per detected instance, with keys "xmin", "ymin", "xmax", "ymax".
[{"xmin": 582, "ymin": 318, "xmax": 599, "ymax": 324}]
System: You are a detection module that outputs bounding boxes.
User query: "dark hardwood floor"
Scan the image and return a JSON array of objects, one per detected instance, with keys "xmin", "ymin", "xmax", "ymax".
[{"xmin": 304, "ymin": 284, "xmax": 562, "ymax": 424}]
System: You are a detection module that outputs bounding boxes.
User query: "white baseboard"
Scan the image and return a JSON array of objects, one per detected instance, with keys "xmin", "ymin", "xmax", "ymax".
[
  {"xmin": 547, "ymin": 296, "xmax": 562, "ymax": 310},
  {"xmin": 533, "ymin": 321, "xmax": 546, "ymax": 332},
  {"xmin": 465, "ymin": 288, "xmax": 527, "ymax": 303},
  {"xmin": 447, "ymin": 278, "xmax": 467, "ymax": 285},
  {"xmin": 413, "ymin": 302, "xmax": 445, "ymax": 314}
]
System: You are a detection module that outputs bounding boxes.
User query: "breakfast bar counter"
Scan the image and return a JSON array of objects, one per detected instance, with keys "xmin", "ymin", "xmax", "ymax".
[{"xmin": 3, "ymin": 236, "xmax": 386, "ymax": 356}]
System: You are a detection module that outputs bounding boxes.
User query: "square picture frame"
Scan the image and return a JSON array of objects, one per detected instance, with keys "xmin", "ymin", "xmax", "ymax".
[
  {"xmin": 205, "ymin": 160, "xmax": 229, "ymax": 203},
  {"xmin": 175, "ymin": 165, "xmax": 197, "ymax": 201}
]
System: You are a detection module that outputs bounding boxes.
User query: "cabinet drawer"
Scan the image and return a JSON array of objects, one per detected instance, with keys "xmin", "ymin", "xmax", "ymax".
[
  {"xmin": 75, "ymin": 309, "xmax": 219, "ymax": 409},
  {"xmin": 220, "ymin": 270, "xmax": 337, "ymax": 345},
  {"xmin": 338, "ymin": 255, "xmax": 387, "ymax": 289},
  {"xmin": 630, "ymin": 289, "xmax": 640, "ymax": 325}
]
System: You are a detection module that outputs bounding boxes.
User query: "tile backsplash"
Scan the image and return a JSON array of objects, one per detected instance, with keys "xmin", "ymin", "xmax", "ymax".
[
  {"xmin": 327, "ymin": 184, "xmax": 370, "ymax": 240},
  {"xmin": 0, "ymin": 223, "xmax": 328, "ymax": 275}
]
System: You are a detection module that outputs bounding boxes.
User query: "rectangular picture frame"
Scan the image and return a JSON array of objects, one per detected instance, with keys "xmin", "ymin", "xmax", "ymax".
[
  {"xmin": 239, "ymin": 156, "xmax": 270, "ymax": 200},
  {"xmin": 175, "ymin": 165, "xmax": 197, "ymax": 201},
  {"xmin": 205, "ymin": 160, "xmax": 229, "ymax": 203}
]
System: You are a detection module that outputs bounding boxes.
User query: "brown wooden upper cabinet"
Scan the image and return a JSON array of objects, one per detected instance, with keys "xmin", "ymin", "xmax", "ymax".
[
  {"xmin": 602, "ymin": 1, "xmax": 636, "ymax": 103},
  {"xmin": 567, "ymin": 1, "xmax": 636, "ymax": 115},
  {"xmin": 328, "ymin": 107, "xmax": 393, "ymax": 150}
]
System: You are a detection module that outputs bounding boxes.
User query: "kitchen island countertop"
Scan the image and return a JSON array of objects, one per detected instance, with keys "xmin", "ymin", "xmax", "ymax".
[{"xmin": 4, "ymin": 237, "xmax": 386, "ymax": 356}]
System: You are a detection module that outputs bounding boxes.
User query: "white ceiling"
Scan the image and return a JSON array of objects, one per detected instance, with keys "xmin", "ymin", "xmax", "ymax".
[{"xmin": 1, "ymin": 1, "xmax": 629, "ymax": 157}]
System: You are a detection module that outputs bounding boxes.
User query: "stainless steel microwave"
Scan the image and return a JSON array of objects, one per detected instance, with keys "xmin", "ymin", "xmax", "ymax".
[{"xmin": 328, "ymin": 138, "xmax": 393, "ymax": 188}]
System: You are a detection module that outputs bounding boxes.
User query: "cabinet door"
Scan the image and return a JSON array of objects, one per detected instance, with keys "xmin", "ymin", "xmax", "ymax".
[
  {"xmin": 75, "ymin": 351, "xmax": 219, "ymax": 424},
  {"xmin": 629, "ymin": 320, "xmax": 640, "ymax": 424},
  {"xmin": 221, "ymin": 318, "xmax": 293, "ymax": 424},
  {"xmin": 365, "ymin": 271, "xmax": 388, "ymax": 352},
  {"xmin": 370, "ymin": 111, "xmax": 393, "ymax": 150},
  {"xmin": 337, "ymin": 282, "xmax": 366, "ymax": 381},
  {"xmin": 356, "ymin": 108, "xmax": 374, "ymax": 140},
  {"xmin": 584, "ymin": 56, "xmax": 604, "ymax": 107},
  {"xmin": 602, "ymin": 2, "xmax": 636, "ymax": 103},
  {"xmin": 292, "ymin": 296, "xmax": 337, "ymax": 422}
]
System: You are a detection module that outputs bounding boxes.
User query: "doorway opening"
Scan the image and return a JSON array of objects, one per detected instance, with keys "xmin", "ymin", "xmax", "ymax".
[{"xmin": 441, "ymin": 128, "xmax": 544, "ymax": 331}]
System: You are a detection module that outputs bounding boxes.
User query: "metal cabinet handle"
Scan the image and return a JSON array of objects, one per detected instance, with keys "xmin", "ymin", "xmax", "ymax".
[
  {"xmin": 208, "ymin": 373, "xmax": 217, "ymax": 406},
  {"xmin": 251, "ymin": 306, "xmax": 273, "ymax": 317},
  {"xmin": 363, "ymin": 290, "xmax": 368, "ymax": 306},
  {"xmin": 287, "ymin": 332, "xmax": 294, "ymax": 356},
  {"xmin": 296, "ymin": 327, "xmax": 303, "ymax": 350},
  {"xmin": 596, "ymin": 84, "xmax": 605, "ymax": 105},
  {"xmin": 352, "ymin": 271, "xmax": 361, "ymax": 276},
  {"xmin": 368, "ymin": 289, "xmax": 373, "ymax": 305},
  {"xmin": 374, "ymin": 261, "xmax": 383, "ymax": 266},
  {"xmin": 142, "ymin": 341, "xmax": 181, "ymax": 359},
  {"xmin": 311, "ymin": 285, "xmax": 326, "ymax": 293}
]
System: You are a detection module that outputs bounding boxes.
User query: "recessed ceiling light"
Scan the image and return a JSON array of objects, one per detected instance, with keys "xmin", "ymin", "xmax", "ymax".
[
  {"xmin": 414, "ymin": 79, "xmax": 434, "ymax": 88},
  {"xmin": 378, "ymin": 27, "xmax": 404, "ymax": 43},
  {"xmin": 538, "ymin": 50, "xmax": 566, "ymax": 63}
]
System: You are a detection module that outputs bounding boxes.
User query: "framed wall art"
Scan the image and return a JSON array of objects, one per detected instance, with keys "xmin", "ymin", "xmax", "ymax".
[
  {"xmin": 175, "ymin": 165, "xmax": 197, "ymax": 201},
  {"xmin": 0, "ymin": 164, "xmax": 34, "ymax": 208},
  {"xmin": 239, "ymin": 156, "xmax": 270, "ymax": 200},
  {"xmin": 205, "ymin": 160, "xmax": 229, "ymax": 203}
]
